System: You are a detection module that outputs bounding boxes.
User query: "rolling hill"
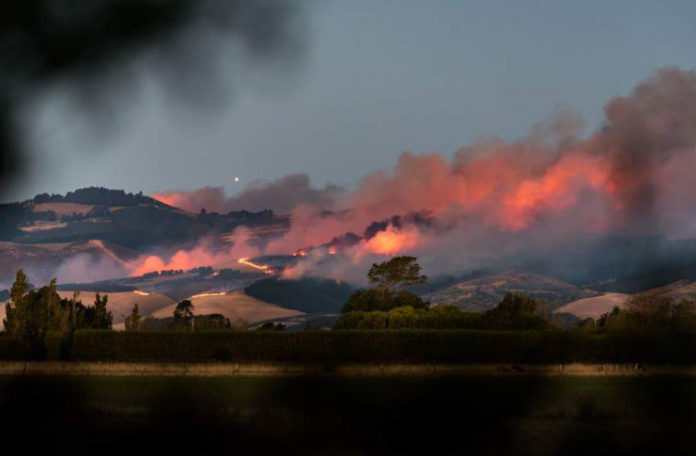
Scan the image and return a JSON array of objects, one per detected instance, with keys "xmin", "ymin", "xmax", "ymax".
[
  {"xmin": 56, "ymin": 290, "xmax": 176, "ymax": 325},
  {"xmin": 149, "ymin": 290, "xmax": 303, "ymax": 327},
  {"xmin": 553, "ymin": 280, "xmax": 696, "ymax": 320},
  {"xmin": 425, "ymin": 271, "xmax": 599, "ymax": 312},
  {"xmin": 553, "ymin": 293, "xmax": 631, "ymax": 319}
]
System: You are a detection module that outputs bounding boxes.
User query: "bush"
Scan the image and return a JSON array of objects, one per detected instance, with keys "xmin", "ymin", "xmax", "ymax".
[
  {"xmin": 334, "ymin": 306, "xmax": 481, "ymax": 330},
  {"xmin": 342, "ymin": 289, "xmax": 428, "ymax": 313},
  {"xmin": 0, "ymin": 334, "xmax": 24, "ymax": 360}
]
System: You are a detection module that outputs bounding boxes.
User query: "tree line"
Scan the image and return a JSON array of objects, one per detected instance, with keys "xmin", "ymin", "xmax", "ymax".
[
  {"xmin": 335, "ymin": 256, "xmax": 549, "ymax": 330},
  {"xmin": 3, "ymin": 269, "xmax": 112, "ymax": 358}
]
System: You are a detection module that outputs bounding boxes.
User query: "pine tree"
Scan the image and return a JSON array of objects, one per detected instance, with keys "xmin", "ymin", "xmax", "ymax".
[
  {"xmin": 125, "ymin": 303, "xmax": 141, "ymax": 331},
  {"xmin": 90, "ymin": 293, "xmax": 113, "ymax": 329},
  {"xmin": 4, "ymin": 269, "xmax": 29, "ymax": 334}
]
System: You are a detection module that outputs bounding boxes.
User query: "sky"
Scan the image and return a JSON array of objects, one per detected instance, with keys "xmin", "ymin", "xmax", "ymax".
[{"xmin": 8, "ymin": 0, "xmax": 696, "ymax": 203}]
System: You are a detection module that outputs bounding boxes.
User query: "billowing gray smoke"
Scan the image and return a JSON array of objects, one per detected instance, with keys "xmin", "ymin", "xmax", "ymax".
[
  {"xmin": 0, "ymin": 0, "xmax": 306, "ymax": 195},
  {"xmin": 594, "ymin": 69, "xmax": 696, "ymax": 226},
  {"xmin": 154, "ymin": 174, "xmax": 343, "ymax": 214}
]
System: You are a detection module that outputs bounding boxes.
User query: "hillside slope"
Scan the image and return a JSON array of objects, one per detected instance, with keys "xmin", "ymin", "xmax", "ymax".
[
  {"xmin": 554, "ymin": 293, "xmax": 631, "ymax": 319},
  {"xmin": 150, "ymin": 291, "xmax": 303, "ymax": 327},
  {"xmin": 426, "ymin": 271, "xmax": 599, "ymax": 312}
]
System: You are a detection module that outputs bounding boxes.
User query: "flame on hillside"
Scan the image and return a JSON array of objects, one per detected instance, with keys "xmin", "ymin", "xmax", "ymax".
[
  {"xmin": 190, "ymin": 292, "xmax": 227, "ymax": 299},
  {"xmin": 238, "ymin": 257, "xmax": 275, "ymax": 274},
  {"xmin": 362, "ymin": 225, "xmax": 420, "ymax": 255},
  {"xmin": 133, "ymin": 290, "xmax": 151, "ymax": 296},
  {"xmin": 125, "ymin": 69, "xmax": 696, "ymax": 283}
]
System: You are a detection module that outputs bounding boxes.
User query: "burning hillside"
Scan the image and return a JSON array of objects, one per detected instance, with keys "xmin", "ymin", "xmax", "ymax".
[
  {"xmin": 5, "ymin": 69, "xmax": 696, "ymax": 288},
  {"xmin": 143, "ymin": 69, "xmax": 696, "ymax": 284}
]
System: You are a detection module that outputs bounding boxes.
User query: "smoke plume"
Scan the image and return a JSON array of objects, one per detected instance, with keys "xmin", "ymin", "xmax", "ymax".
[
  {"xmin": 269, "ymin": 68, "xmax": 696, "ymax": 281},
  {"xmin": 153, "ymin": 174, "xmax": 343, "ymax": 214},
  {"xmin": 120, "ymin": 68, "xmax": 696, "ymax": 285}
]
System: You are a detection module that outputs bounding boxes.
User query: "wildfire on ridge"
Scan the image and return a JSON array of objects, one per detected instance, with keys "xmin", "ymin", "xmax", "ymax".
[
  {"xmin": 238, "ymin": 257, "xmax": 275, "ymax": 274},
  {"xmin": 133, "ymin": 290, "xmax": 151, "ymax": 296},
  {"xmin": 363, "ymin": 225, "xmax": 420, "ymax": 256},
  {"xmin": 151, "ymin": 192, "xmax": 181, "ymax": 208},
  {"xmin": 190, "ymin": 292, "xmax": 227, "ymax": 299}
]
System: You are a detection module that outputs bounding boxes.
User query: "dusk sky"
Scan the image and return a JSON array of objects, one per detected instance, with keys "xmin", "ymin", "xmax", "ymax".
[{"xmin": 9, "ymin": 0, "xmax": 696, "ymax": 203}]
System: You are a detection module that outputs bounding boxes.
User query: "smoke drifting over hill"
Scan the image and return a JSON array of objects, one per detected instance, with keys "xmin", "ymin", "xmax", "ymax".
[
  {"xmin": 154, "ymin": 174, "xmax": 342, "ymax": 214},
  {"xmin": 13, "ymin": 68, "xmax": 696, "ymax": 286},
  {"xmin": 207, "ymin": 68, "xmax": 696, "ymax": 282},
  {"xmin": 0, "ymin": 0, "xmax": 307, "ymax": 196}
]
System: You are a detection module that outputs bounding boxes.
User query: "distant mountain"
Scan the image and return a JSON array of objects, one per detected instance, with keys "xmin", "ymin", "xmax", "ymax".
[
  {"xmin": 425, "ymin": 271, "xmax": 599, "ymax": 312},
  {"xmin": 0, "ymin": 187, "xmax": 287, "ymax": 249}
]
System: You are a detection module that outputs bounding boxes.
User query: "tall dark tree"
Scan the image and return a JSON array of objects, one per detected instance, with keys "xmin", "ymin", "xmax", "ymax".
[
  {"xmin": 343, "ymin": 256, "xmax": 429, "ymax": 313},
  {"xmin": 5, "ymin": 271, "xmax": 60, "ymax": 358},
  {"xmin": 174, "ymin": 299, "xmax": 195, "ymax": 330},
  {"xmin": 86, "ymin": 293, "xmax": 113, "ymax": 329},
  {"xmin": 3, "ymin": 269, "xmax": 28, "ymax": 333},
  {"xmin": 367, "ymin": 256, "xmax": 427, "ymax": 292},
  {"xmin": 125, "ymin": 303, "xmax": 141, "ymax": 331}
]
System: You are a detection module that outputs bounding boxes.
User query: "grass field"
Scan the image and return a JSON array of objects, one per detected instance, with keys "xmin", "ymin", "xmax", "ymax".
[
  {"xmin": 150, "ymin": 290, "xmax": 303, "ymax": 326},
  {"xmin": 56, "ymin": 290, "xmax": 176, "ymax": 325},
  {"xmin": 1, "ymin": 375, "xmax": 695, "ymax": 455}
]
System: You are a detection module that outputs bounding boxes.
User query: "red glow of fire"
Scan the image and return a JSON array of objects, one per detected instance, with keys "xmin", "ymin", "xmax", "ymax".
[
  {"xmin": 238, "ymin": 257, "xmax": 275, "ymax": 274},
  {"xmin": 151, "ymin": 192, "xmax": 182, "ymax": 208},
  {"xmin": 363, "ymin": 225, "xmax": 420, "ymax": 255}
]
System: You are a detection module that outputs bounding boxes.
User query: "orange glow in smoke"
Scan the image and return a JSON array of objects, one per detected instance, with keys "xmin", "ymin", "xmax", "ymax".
[
  {"xmin": 363, "ymin": 225, "xmax": 420, "ymax": 255},
  {"xmin": 151, "ymin": 192, "xmax": 181, "ymax": 208},
  {"xmin": 502, "ymin": 154, "xmax": 611, "ymax": 229}
]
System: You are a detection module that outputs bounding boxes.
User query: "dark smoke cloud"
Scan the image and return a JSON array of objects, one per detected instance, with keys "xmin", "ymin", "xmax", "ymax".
[
  {"xmin": 154, "ymin": 173, "xmax": 343, "ymax": 214},
  {"xmin": 0, "ymin": 0, "xmax": 306, "ymax": 195},
  {"xmin": 594, "ymin": 68, "xmax": 696, "ymax": 224},
  {"xmin": 269, "ymin": 68, "xmax": 696, "ymax": 285}
]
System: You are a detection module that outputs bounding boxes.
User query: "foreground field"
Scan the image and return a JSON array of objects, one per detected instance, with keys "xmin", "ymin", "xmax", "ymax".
[
  {"xmin": 0, "ymin": 361, "xmax": 694, "ymax": 377},
  {"xmin": 1, "ymin": 375, "xmax": 695, "ymax": 455}
]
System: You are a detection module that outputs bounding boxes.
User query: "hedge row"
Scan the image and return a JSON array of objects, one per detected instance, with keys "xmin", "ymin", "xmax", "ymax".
[
  {"xmin": 49, "ymin": 330, "xmax": 696, "ymax": 364},
  {"xmin": 3, "ymin": 330, "xmax": 696, "ymax": 364}
]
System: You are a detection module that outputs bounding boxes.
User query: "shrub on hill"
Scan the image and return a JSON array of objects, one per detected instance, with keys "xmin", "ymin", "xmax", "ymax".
[
  {"xmin": 336, "ymin": 293, "xmax": 549, "ymax": 331},
  {"xmin": 334, "ymin": 306, "xmax": 481, "ymax": 330}
]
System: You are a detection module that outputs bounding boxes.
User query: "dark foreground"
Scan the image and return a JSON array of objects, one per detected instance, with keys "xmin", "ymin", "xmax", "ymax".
[{"xmin": 2, "ymin": 375, "xmax": 696, "ymax": 455}]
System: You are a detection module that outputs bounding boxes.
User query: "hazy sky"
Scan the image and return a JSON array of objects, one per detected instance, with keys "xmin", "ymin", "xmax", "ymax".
[{"xmin": 9, "ymin": 0, "xmax": 696, "ymax": 202}]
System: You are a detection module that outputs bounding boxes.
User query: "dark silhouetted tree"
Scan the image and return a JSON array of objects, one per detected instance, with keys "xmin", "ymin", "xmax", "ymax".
[
  {"xmin": 125, "ymin": 303, "xmax": 141, "ymax": 331},
  {"xmin": 482, "ymin": 293, "xmax": 548, "ymax": 330},
  {"xmin": 174, "ymin": 299, "xmax": 195, "ymax": 330},
  {"xmin": 342, "ymin": 256, "xmax": 429, "ymax": 313},
  {"xmin": 367, "ymin": 256, "xmax": 427, "ymax": 292}
]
